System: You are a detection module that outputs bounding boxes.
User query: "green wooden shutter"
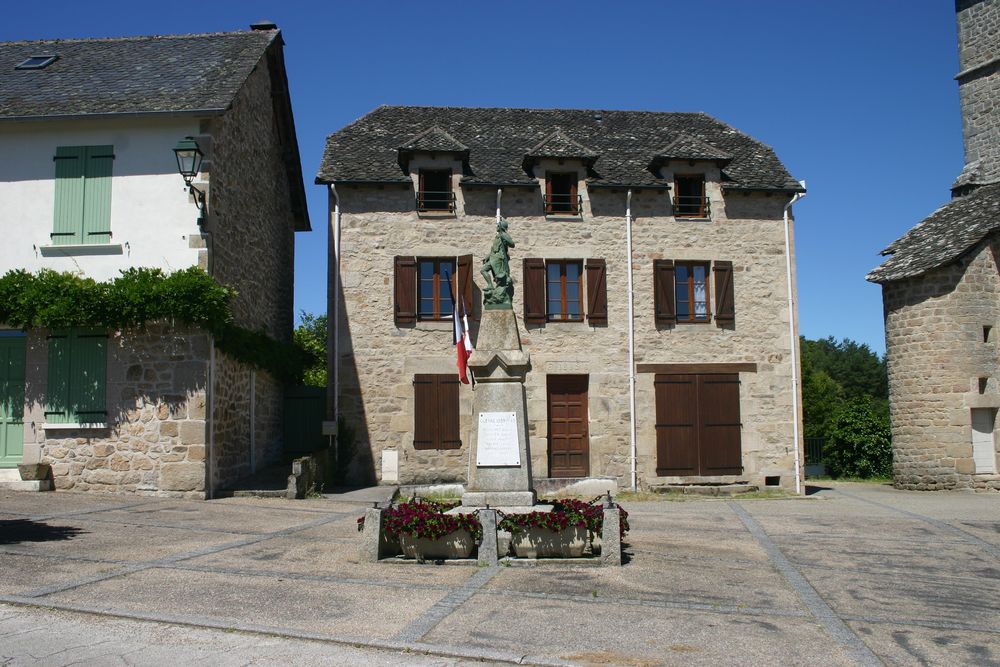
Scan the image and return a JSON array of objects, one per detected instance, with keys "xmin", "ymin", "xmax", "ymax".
[
  {"xmin": 45, "ymin": 331, "xmax": 71, "ymax": 423},
  {"xmin": 82, "ymin": 146, "xmax": 114, "ymax": 244},
  {"xmin": 52, "ymin": 147, "xmax": 86, "ymax": 245},
  {"xmin": 70, "ymin": 330, "xmax": 107, "ymax": 423}
]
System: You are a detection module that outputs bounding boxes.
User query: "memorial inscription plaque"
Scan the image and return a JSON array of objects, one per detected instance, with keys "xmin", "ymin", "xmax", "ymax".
[{"xmin": 476, "ymin": 411, "xmax": 520, "ymax": 467}]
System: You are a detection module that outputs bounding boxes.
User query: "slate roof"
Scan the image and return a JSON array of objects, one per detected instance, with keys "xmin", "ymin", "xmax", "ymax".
[
  {"xmin": 398, "ymin": 126, "xmax": 468, "ymax": 153},
  {"xmin": 652, "ymin": 133, "xmax": 732, "ymax": 164},
  {"xmin": 867, "ymin": 183, "xmax": 1000, "ymax": 283},
  {"xmin": 0, "ymin": 30, "xmax": 277, "ymax": 120},
  {"xmin": 525, "ymin": 129, "xmax": 598, "ymax": 161},
  {"xmin": 316, "ymin": 106, "xmax": 803, "ymax": 191}
]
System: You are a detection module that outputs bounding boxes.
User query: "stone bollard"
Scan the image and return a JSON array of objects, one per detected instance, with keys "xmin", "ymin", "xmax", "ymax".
[
  {"xmin": 359, "ymin": 506, "xmax": 386, "ymax": 562},
  {"xmin": 601, "ymin": 505, "xmax": 622, "ymax": 566},
  {"xmin": 477, "ymin": 508, "xmax": 499, "ymax": 566}
]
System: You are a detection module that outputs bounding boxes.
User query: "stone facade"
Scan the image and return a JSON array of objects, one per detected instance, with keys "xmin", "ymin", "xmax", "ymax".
[
  {"xmin": 957, "ymin": 0, "xmax": 1000, "ymax": 186},
  {"xmin": 333, "ymin": 173, "xmax": 803, "ymax": 490},
  {"xmin": 882, "ymin": 239, "xmax": 1000, "ymax": 491}
]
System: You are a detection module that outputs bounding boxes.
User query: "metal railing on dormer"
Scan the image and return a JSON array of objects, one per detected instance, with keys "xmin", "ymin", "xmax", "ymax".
[
  {"xmin": 543, "ymin": 193, "xmax": 583, "ymax": 216},
  {"xmin": 416, "ymin": 191, "xmax": 456, "ymax": 213},
  {"xmin": 673, "ymin": 195, "xmax": 710, "ymax": 219}
]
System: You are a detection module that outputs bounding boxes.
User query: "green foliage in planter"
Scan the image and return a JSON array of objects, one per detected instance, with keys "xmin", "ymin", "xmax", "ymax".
[
  {"xmin": 824, "ymin": 395, "xmax": 893, "ymax": 479},
  {"xmin": 0, "ymin": 268, "xmax": 312, "ymax": 384}
]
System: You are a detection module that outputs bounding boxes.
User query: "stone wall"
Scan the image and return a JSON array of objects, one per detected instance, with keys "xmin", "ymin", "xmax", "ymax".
[
  {"xmin": 882, "ymin": 238, "xmax": 1000, "ymax": 491},
  {"xmin": 22, "ymin": 324, "xmax": 210, "ymax": 499},
  {"xmin": 957, "ymin": 0, "xmax": 1000, "ymax": 184},
  {"xmin": 205, "ymin": 45, "xmax": 296, "ymax": 343},
  {"xmin": 332, "ymin": 171, "xmax": 803, "ymax": 490}
]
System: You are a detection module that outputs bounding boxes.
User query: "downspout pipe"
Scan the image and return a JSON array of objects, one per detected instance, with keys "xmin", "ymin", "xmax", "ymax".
[
  {"xmin": 783, "ymin": 181, "xmax": 806, "ymax": 494},
  {"xmin": 496, "ymin": 188, "xmax": 502, "ymax": 223},
  {"xmin": 625, "ymin": 190, "xmax": 638, "ymax": 492},
  {"xmin": 207, "ymin": 338, "xmax": 215, "ymax": 499},
  {"xmin": 331, "ymin": 185, "xmax": 341, "ymax": 423}
]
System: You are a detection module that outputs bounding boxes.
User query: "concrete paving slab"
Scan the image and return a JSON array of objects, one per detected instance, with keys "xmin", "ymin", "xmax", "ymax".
[
  {"xmin": 424, "ymin": 591, "xmax": 857, "ymax": 666},
  {"xmin": 44, "ymin": 567, "xmax": 452, "ymax": 642},
  {"xmin": 847, "ymin": 619, "xmax": 1000, "ymax": 665},
  {"xmin": 0, "ymin": 490, "xmax": 162, "ymax": 518},
  {"xmin": 91, "ymin": 501, "xmax": 330, "ymax": 534},
  {"xmin": 0, "ymin": 553, "xmax": 115, "ymax": 596}
]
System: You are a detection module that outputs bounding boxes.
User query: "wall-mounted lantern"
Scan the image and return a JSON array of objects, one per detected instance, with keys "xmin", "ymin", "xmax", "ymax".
[{"xmin": 173, "ymin": 136, "xmax": 207, "ymax": 225}]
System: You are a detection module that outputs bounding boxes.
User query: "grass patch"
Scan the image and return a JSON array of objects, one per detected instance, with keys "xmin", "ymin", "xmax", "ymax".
[{"xmin": 807, "ymin": 475, "xmax": 893, "ymax": 484}]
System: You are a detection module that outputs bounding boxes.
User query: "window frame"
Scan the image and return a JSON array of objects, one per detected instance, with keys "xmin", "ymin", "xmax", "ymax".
[
  {"xmin": 417, "ymin": 169, "xmax": 454, "ymax": 213},
  {"xmin": 674, "ymin": 261, "xmax": 712, "ymax": 324},
  {"xmin": 545, "ymin": 172, "xmax": 580, "ymax": 216},
  {"xmin": 673, "ymin": 174, "xmax": 708, "ymax": 219},
  {"xmin": 417, "ymin": 257, "xmax": 457, "ymax": 322},
  {"xmin": 545, "ymin": 259, "xmax": 585, "ymax": 322}
]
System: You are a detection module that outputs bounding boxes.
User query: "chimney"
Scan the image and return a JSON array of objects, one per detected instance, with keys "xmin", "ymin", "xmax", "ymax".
[
  {"xmin": 953, "ymin": 0, "xmax": 1000, "ymax": 192},
  {"xmin": 250, "ymin": 20, "xmax": 278, "ymax": 31}
]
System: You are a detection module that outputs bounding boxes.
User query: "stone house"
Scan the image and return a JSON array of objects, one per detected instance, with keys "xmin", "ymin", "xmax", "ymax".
[
  {"xmin": 317, "ymin": 106, "xmax": 807, "ymax": 492},
  {"xmin": 867, "ymin": 0, "xmax": 1000, "ymax": 491},
  {"xmin": 0, "ymin": 24, "xmax": 310, "ymax": 497}
]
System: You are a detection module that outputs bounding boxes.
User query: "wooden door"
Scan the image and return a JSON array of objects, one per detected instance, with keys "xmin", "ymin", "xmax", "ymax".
[
  {"xmin": 655, "ymin": 373, "xmax": 742, "ymax": 476},
  {"xmin": 0, "ymin": 335, "xmax": 26, "ymax": 468},
  {"xmin": 548, "ymin": 375, "xmax": 589, "ymax": 477}
]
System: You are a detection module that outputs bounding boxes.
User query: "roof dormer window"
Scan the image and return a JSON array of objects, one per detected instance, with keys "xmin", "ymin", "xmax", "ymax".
[
  {"xmin": 674, "ymin": 174, "xmax": 708, "ymax": 219},
  {"xmin": 545, "ymin": 172, "xmax": 580, "ymax": 215},
  {"xmin": 417, "ymin": 169, "xmax": 454, "ymax": 213},
  {"xmin": 15, "ymin": 54, "xmax": 57, "ymax": 70}
]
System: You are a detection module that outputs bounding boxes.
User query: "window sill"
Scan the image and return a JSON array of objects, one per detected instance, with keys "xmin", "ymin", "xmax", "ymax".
[
  {"xmin": 674, "ymin": 216, "xmax": 712, "ymax": 222},
  {"xmin": 42, "ymin": 422, "xmax": 109, "ymax": 430},
  {"xmin": 416, "ymin": 210, "xmax": 457, "ymax": 218},
  {"xmin": 414, "ymin": 320, "xmax": 454, "ymax": 331},
  {"xmin": 545, "ymin": 214, "xmax": 583, "ymax": 221},
  {"xmin": 40, "ymin": 243, "xmax": 123, "ymax": 257}
]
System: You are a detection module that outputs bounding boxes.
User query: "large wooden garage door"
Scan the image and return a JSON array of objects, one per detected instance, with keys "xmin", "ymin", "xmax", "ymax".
[
  {"xmin": 655, "ymin": 373, "xmax": 742, "ymax": 476},
  {"xmin": 548, "ymin": 375, "xmax": 589, "ymax": 477}
]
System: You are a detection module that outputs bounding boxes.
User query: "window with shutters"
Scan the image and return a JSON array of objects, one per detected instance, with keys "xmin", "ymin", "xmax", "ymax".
[
  {"xmin": 417, "ymin": 169, "xmax": 455, "ymax": 212},
  {"xmin": 45, "ymin": 328, "xmax": 107, "ymax": 426},
  {"xmin": 674, "ymin": 174, "xmax": 708, "ymax": 218},
  {"xmin": 418, "ymin": 259, "xmax": 456, "ymax": 321},
  {"xmin": 413, "ymin": 374, "xmax": 461, "ymax": 450},
  {"xmin": 396, "ymin": 255, "xmax": 472, "ymax": 326},
  {"xmin": 52, "ymin": 146, "xmax": 114, "ymax": 245},
  {"xmin": 546, "ymin": 260, "xmax": 584, "ymax": 321},
  {"xmin": 675, "ymin": 262, "xmax": 711, "ymax": 323},
  {"xmin": 656, "ymin": 259, "xmax": 734, "ymax": 326}
]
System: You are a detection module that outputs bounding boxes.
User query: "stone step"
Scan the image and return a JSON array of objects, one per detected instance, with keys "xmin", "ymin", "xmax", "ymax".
[{"xmin": 650, "ymin": 483, "xmax": 758, "ymax": 497}]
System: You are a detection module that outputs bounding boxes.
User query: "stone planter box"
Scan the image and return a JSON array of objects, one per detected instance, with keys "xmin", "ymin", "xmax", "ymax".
[
  {"xmin": 511, "ymin": 526, "xmax": 589, "ymax": 558},
  {"xmin": 18, "ymin": 463, "xmax": 51, "ymax": 481},
  {"xmin": 399, "ymin": 531, "xmax": 475, "ymax": 560}
]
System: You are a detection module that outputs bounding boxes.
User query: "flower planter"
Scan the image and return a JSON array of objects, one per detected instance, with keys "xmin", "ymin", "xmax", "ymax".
[
  {"xmin": 399, "ymin": 530, "xmax": 475, "ymax": 560},
  {"xmin": 511, "ymin": 526, "xmax": 589, "ymax": 558},
  {"xmin": 18, "ymin": 463, "xmax": 51, "ymax": 481}
]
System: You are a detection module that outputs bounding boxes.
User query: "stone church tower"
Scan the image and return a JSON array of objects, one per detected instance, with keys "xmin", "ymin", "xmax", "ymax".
[{"xmin": 867, "ymin": 0, "xmax": 1000, "ymax": 491}]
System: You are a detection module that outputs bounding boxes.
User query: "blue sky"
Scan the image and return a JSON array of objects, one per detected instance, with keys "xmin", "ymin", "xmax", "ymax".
[{"xmin": 4, "ymin": 1, "xmax": 963, "ymax": 355}]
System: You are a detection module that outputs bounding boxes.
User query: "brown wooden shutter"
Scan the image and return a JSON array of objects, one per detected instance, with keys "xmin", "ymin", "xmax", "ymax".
[
  {"xmin": 457, "ymin": 254, "xmax": 475, "ymax": 320},
  {"xmin": 523, "ymin": 258, "xmax": 546, "ymax": 324},
  {"xmin": 698, "ymin": 374, "xmax": 742, "ymax": 474},
  {"xmin": 586, "ymin": 258, "xmax": 608, "ymax": 325},
  {"xmin": 654, "ymin": 259, "xmax": 676, "ymax": 325},
  {"xmin": 713, "ymin": 260, "xmax": 735, "ymax": 325},
  {"xmin": 413, "ymin": 374, "xmax": 435, "ymax": 449},
  {"xmin": 545, "ymin": 176, "xmax": 553, "ymax": 215},
  {"xmin": 394, "ymin": 256, "xmax": 417, "ymax": 325},
  {"xmin": 438, "ymin": 376, "xmax": 462, "ymax": 450}
]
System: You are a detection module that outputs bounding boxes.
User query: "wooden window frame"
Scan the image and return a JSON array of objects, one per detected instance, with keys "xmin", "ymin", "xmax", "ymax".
[
  {"xmin": 675, "ymin": 261, "xmax": 712, "ymax": 324},
  {"xmin": 545, "ymin": 172, "xmax": 580, "ymax": 215},
  {"xmin": 417, "ymin": 169, "xmax": 453, "ymax": 212},
  {"xmin": 417, "ymin": 258, "xmax": 457, "ymax": 322},
  {"xmin": 545, "ymin": 259, "xmax": 584, "ymax": 322},
  {"xmin": 673, "ymin": 174, "xmax": 707, "ymax": 219}
]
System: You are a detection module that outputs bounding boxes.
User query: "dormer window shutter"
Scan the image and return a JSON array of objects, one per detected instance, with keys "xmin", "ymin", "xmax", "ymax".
[
  {"xmin": 586, "ymin": 258, "xmax": 608, "ymax": 325},
  {"xmin": 654, "ymin": 259, "xmax": 676, "ymax": 325},
  {"xmin": 713, "ymin": 260, "xmax": 735, "ymax": 325},
  {"xmin": 394, "ymin": 256, "xmax": 417, "ymax": 325},
  {"xmin": 523, "ymin": 258, "xmax": 546, "ymax": 324}
]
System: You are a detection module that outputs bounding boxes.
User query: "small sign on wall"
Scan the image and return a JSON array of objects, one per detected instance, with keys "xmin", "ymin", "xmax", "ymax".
[
  {"xmin": 381, "ymin": 449, "xmax": 399, "ymax": 483},
  {"xmin": 476, "ymin": 412, "xmax": 520, "ymax": 467}
]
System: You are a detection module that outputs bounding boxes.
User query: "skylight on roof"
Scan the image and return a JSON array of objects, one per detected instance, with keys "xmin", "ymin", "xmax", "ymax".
[{"xmin": 15, "ymin": 54, "xmax": 57, "ymax": 70}]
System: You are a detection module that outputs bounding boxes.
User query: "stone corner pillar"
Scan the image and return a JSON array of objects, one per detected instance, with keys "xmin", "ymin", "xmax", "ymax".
[
  {"xmin": 601, "ymin": 506, "xmax": 622, "ymax": 567},
  {"xmin": 477, "ymin": 508, "xmax": 499, "ymax": 566},
  {"xmin": 359, "ymin": 506, "xmax": 386, "ymax": 562}
]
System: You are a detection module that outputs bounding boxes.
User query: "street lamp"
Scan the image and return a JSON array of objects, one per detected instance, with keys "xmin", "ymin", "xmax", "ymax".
[{"xmin": 173, "ymin": 136, "xmax": 207, "ymax": 225}]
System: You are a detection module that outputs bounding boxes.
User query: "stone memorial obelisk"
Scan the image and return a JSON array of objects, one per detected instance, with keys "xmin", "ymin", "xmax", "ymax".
[{"xmin": 462, "ymin": 218, "xmax": 536, "ymax": 509}]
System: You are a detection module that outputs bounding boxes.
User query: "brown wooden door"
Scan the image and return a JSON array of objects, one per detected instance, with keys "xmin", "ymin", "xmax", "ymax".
[
  {"xmin": 655, "ymin": 373, "xmax": 742, "ymax": 476},
  {"xmin": 548, "ymin": 375, "xmax": 589, "ymax": 477}
]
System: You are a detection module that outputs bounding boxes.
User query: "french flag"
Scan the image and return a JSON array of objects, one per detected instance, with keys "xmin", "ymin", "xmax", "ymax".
[{"xmin": 454, "ymin": 298, "xmax": 473, "ymax": 384}]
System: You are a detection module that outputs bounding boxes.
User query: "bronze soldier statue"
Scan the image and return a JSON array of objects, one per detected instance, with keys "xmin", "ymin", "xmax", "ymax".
[{"xmin": 481, "ymin": 217, "xmax": 515, "ymax": 306}]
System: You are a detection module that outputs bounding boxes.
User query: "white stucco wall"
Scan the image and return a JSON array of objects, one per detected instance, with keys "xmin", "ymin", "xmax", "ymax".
[{"xmin": 0, "ymin": 117, "xmax": 205, "ymax": 279}]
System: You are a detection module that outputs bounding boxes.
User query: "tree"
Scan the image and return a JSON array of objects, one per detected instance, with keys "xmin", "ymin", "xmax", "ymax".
[
  {"xmin": 294, "ymin": 312, "xmax": 327, "ymax": 388},
  {"xmin": 802, "ymin": 369, "xmax": 844, "ymax": 439},
  {"xmin": 823, "ymin": 396, "xmax": 893, "ymax": 479},
  {"xmin": 800, "ymin": 336, "xmax": 887, "ymax": 400}
]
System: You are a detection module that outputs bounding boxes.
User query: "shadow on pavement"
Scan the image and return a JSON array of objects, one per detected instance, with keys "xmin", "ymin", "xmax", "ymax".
[{"xmin": 0, "ymin": 519, "xmax": 86, "ymax": 544}]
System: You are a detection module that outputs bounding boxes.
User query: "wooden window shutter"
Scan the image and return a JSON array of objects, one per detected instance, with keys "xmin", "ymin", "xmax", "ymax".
[
  {"xmin": 523, "ymin": 258, "xmax": 546, "ymax": 324},
  {"xmin": 70, "ymin": 330, "xmax": 107, "ymax": 423},
  {"xmin": 413, "ymin": 374, "xmax": 435, "ymax": 449},
  {"xmin": 713, "ymin": 260, "xmax": 735, "ymax": 325},
  {"xmin": 438, "ymin": 376, "xmax": 462, "ymax": 450},
  {"xmin": 82, "ymin": 146, "xmax": 114, "ymax": 244},
  {"xmin": 654, "ymin": 259, "xmax": 676, "ymax": 325},
  {"xmin": 586, "ymin": 258, "xmax": 608, "ymax": 324},
  {"xmin": 52, "ymin": 147, "xmax": 86, "ymax": 245},
  {"xmin": 45, "ymin": 331, "xmax": 71, "ymax": 423},
  {"xmin": 457, "ymin": 254, "xmax": 475, "ymax": 320},
  {"xmin": 394, "ymin": 256, "xmax": 417, "ymax": 325}
]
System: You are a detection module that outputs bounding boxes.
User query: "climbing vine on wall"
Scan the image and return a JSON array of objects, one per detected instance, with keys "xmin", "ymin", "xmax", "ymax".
[{"xmin": 0, "ymin": 267, "xmax": 312, "ymax": 383}]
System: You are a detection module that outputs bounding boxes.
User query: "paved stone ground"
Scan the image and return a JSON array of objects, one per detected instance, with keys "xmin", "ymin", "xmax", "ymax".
[{"xmin": 0, "ymin": 482, "xmax": 998, "ymax": 666}]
